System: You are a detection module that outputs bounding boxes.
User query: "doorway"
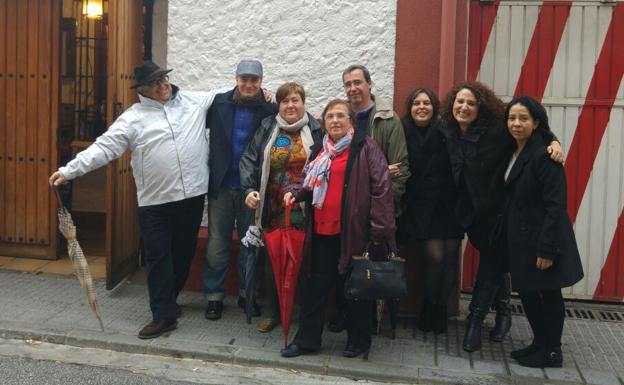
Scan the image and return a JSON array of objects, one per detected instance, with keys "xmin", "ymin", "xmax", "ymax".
[{"xmin": 58, "ymin": 0, "xmax": 108, "ymax": 258}]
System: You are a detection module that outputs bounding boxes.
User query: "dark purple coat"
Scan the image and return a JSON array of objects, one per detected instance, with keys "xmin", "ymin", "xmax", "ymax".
[{"xmin": 289, "ymin": 129, "xmax": 396, "ymax": 276}]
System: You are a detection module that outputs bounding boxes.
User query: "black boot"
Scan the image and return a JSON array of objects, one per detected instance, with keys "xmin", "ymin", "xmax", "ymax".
[
  {"xmin": 489, "ymin": 274, "xmax": 512, "ymax": 342},
  {"xmin": 432, "ymin": 303, "xmax": 448, "ymax": 334},
  {"xmin": 418, "ymin": 301, "xmax": 434, "ymax": 332},
  {"xmin": 463, "ymin": 282, "xmax": 498, "ymax": 352},
  {"xmin": 517, "ymin": 346, "xmax": 563, "ymax": 368}
]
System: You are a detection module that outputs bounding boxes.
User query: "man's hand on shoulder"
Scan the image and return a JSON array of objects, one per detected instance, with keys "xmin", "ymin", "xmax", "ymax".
[{"xmin": 262, "ymin": 88, "xmax": 275, "ymax": 104}]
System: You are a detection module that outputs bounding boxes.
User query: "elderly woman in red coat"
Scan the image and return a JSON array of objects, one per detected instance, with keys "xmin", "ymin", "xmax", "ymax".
[{"xmin": 280, "ymin": 99, "xmax": 395, "ymax": 359}]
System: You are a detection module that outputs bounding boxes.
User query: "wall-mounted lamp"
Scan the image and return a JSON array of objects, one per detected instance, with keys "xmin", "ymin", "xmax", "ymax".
[{"xmin": 82, "ymin": 0, "xmax": 103, "ymax": 19}]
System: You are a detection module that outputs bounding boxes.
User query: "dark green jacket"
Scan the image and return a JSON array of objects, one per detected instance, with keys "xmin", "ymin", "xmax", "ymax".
[{"xmin": 365, "ymin": 95, "xmax": 410, "ymax": 216}]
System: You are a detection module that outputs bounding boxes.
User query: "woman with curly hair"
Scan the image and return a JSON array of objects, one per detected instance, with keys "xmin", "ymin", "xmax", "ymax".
[
  {"xmin": 440, "ymin": 81, "xmax": 563, "ymax": 352},
  {"xmin": 398, "ymin": 88, "xmax": 463, "ymax": 334}
]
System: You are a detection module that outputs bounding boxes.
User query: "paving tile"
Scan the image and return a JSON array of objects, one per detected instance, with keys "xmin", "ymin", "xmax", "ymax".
[
  {"xmin": 2, "ymin": 258, "xmax": 50, "ymax": 272},
  {"xmin": 419, "ymin": 367, "xmax": 513, "ymax": 385},
  {"xmin": 508, "ymin": 362, "xmax": 546, "ymax": 379},
  {"xmin": 88, "ymin": 263, "xmax": 106, "ymax": 278},
  {"xmin": 37, "ymin": 258, "xmax": 75, "ymax": 275},
  {"xmin": 581, "ymin": 369, "xmax": 621, "ymax": 385},
  {"xmin": 544, "ymin": 367, "xmax": 583, "ymax": 383},
  {"xmin": 0, "ymin": 256, "xmax": 16, "ymax": 266}
]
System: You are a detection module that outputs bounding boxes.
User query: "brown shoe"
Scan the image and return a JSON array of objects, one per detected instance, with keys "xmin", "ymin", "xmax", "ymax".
[
  {"xmin": 257, "ymin": 318, "xmax": 279, "ymax": 333},
  {"xmin": 138, "ymin": 319, "xmax": 177, "ymax": 339}
]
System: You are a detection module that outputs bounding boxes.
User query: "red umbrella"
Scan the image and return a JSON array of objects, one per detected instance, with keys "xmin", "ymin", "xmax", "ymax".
[{"xmin": 264, "ymin": 205, "xmax": 305, "ymax": 347}]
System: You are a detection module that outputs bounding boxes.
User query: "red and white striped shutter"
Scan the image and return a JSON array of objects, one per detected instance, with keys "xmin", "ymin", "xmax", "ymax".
[{"xmin": 464, "ymin": 0, "xmax": 624, "ymax": 302}]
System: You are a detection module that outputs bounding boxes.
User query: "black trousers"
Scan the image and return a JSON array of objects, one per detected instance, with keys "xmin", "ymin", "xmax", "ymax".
[
  {"xmin": 519, "ymin": 289, "xmax": 564, "ymax": 349},
  {"xmin": 138, "ymin": 195, "xmax": 204, "ymax": 321},
  {"xmin": 294, "ymin": 234, "xmax": 372, "ymax": 351}
]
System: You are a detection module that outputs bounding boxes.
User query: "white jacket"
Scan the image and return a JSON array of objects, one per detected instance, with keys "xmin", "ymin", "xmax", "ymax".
[{"xmin": 59, "ymin": 87, "xmax": 225, "ymax": 206}]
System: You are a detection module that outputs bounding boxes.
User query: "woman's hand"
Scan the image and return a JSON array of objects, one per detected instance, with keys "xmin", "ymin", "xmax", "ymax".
[
  {"xmin": 388, "ymin": 163, "xmax": 401, "ymax": 177},
  {"xmin": 283, "ymin": 192, "xmax": 295, "ymax": 207},
  {"xmin": 547, "ymin": 141, "xmax": 564, "ymax": 164},
  {"xmin": 536, "ymin": 257, "xmax": 553, "ymax": 270},
  {"xmin": 245, "ymin": 191, "xmax": 261, "ymax": 209}
]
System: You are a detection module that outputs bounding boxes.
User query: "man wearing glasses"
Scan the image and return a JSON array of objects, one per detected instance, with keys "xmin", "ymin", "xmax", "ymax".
[{"xmin": 49, "ymin": 60, "xmax": 227, "ymax": 339}]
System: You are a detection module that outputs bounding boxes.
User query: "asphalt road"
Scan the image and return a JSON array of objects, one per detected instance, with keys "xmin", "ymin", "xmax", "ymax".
[
  {"xmin": 0, "ymin": 338, "xmax": 388, "ymax": 385},
  {"xmin": 0, "ymin": 356, "xmax": 199, "ymax": 385}
]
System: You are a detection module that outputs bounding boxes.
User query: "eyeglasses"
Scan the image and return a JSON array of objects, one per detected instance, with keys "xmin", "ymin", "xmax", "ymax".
[
  {"xmin": 324, "ymin": 113, "xmax": 350, "ymax": 121},
  {"xmin": 343, "ymin": 79, "xmax": 365, "ymax": 88},
  {"xmin": 147, "ymin": 75, "xmax": 169, "ymax": 87}
]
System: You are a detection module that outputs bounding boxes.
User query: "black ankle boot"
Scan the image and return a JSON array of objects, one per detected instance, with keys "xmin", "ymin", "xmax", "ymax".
[
  {"xmin": 489, "ymin": 274, "xmax": 512, "ymax": 342},
  {"xmin": 517, "ymin": 346, "xmax": 563, "ymax": 368},
  {"xmin": 462, "ymin": 315, "xmax": 483, "ymax": 352},
  {"xmin": 463, "ymin": 281, "xmax": 499, "ymax": 352},
  {"xmin": 418, "ymin": 301, "xmax": 434, "ymax": 332},
  {"xmin": 432, "ymin": 303, "xmax": 448, "ymax": 334}
]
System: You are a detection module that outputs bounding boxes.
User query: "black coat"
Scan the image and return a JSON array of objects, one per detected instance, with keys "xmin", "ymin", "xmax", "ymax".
[
  {"xmin": 440, "ymin": 121, "xmax": 556, "ymax": 253},
  {"xmin": 398, "ymin": 117, "xmax": 463, "ymax": 242},
  {"xmin": 207, "ymin": 88, "xmax": 277, "ymax": 199},
  {"xmin": 504, "ymin": 136, "xmax": 583, "ymax": 292}
]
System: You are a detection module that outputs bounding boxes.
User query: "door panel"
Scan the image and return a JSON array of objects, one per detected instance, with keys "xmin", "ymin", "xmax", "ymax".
[
  {"xmin": 105, "ymin": 0, "xmax": 143, "ymax": 289},
  {"xmin": 0, "ymin": 0, "xmax": 59, "ymax": 258}
]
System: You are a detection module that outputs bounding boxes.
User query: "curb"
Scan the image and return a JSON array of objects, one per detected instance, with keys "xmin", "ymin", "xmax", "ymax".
[{"xmin": 0, "ymin": 321, "xmax": 582, "ymax": 385}]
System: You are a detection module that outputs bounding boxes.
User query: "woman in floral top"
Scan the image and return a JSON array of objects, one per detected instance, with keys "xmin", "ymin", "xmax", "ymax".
[{"xmin": 239, "ymin": 83, "xmax": 322, "ymax": 332}]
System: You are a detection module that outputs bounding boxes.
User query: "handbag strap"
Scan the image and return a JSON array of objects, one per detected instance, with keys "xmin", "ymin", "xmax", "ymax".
[{"xmin": 352, "ymin": 241, "xmax": 405, "ymax": 262}]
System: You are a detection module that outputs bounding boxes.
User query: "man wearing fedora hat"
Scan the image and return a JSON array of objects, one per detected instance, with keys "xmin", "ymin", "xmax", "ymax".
[
  {"xmin": 49, "ymin": 60, "xmax": 228, "ymax": 339},
  {"xmin": 203, "ymin": 59, "xmax": 277, "ymax": 321}
]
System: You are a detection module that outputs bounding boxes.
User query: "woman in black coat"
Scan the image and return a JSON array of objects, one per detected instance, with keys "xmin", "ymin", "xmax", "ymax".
[
  {"xmin": 503, "ymin": 96, "xmax": 583, "ymax": 368},
  {"xmin": 440, "ymin": 81, "xmax": 563, "ymax": 352},
  {"xmin": 398, "ymin": 88, "xmax": 463, "ymax": 334}
]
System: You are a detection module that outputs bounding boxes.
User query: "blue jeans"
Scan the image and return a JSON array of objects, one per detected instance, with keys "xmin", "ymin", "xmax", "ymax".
[{"xmin": 203, "ymin": 188, "xmax": 253, "ymax": 301}]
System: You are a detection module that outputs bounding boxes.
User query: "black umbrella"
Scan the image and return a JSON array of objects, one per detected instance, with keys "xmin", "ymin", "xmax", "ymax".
[{"xmin": 241, "ymin": 225, "xmax": 264, "ymax": 324}]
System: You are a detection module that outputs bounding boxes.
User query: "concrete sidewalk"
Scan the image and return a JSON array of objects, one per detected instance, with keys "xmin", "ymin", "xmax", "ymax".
[{"xmin": 1, "ymin": 269, "xmax": 623, "ymax": 385}]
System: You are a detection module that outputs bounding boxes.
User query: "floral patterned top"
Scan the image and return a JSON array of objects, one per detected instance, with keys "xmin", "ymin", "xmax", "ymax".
[{"xmin": 265, "ymin": 130, "xmax": 307, "ymax": 231}]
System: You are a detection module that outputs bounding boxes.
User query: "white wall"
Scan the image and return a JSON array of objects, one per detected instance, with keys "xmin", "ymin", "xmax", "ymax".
[
  {"xmin": 165, "ymin": 0, "xmax": 398, "ymax": 114},
  {"xmin": 152, "ymin": 0, "xmax": 169, "ymax": 67}
]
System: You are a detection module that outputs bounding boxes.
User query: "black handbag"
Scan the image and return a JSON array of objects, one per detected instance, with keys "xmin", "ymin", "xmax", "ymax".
[{"xmin": 344, "ymin": 243, "xmax": 407, "ymax": 300}]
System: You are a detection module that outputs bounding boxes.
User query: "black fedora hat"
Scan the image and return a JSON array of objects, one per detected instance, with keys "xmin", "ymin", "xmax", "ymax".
[{"xmin": 130, "ymin": 60, "xmax": 173, "ymax": 89}]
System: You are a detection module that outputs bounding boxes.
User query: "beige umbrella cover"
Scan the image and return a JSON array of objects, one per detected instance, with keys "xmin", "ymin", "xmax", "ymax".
[{"xmin": 54, "ymin": 188, "xmax": 105, "ymax": 331}]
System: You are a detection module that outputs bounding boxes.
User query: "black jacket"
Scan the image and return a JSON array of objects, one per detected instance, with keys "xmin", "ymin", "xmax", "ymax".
[
  {"xmin": 207, "ymin": 88, "xmax": 277, "ymax": 198},
  {"xmin": 504, "ymin": 136, "xmax": 583, "ymax": 292},
  {"xmin": 239, "ymin": 112, "xmax": 322, "ymax": 226},
  {"xmin": 398, "ymin": 117, "xmax": 462, "ymax": 242},
  {"xmin": 440, "ymin": 121, "xmax": 555, "ymax": 252}
]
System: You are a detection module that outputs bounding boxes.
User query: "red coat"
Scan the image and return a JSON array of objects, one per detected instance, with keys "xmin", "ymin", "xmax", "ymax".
[{"xmin": 289, "ymin": 129, "xmax": 396, "ymax": 276}]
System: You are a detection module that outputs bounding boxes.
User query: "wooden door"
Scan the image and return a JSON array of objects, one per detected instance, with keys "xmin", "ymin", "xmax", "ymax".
[
  {"xmin": 105, "ymin": 0, "xmax": 143, "ymax": 289},
  {"xmin": 0, "ymin": 0, "xmax": 60, "ymax": 259}
]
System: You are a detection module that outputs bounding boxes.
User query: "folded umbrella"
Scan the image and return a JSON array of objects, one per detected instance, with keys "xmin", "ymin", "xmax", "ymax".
[
  {"xmin": 53, "ymin": 187, "xmax": 105, "ymax": 332},
  {"xmin": 264, "ymin": 205, "xmax": 305, "ymax": 348},
  {"xmin": 241, "ymin": 224, "xmax": 264, "ymax": 324}
]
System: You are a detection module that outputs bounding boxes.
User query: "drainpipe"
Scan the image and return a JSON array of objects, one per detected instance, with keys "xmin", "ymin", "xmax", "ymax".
[{"xmin": 438, "ymin": 0, "xmax": 458, "ymax": 97}]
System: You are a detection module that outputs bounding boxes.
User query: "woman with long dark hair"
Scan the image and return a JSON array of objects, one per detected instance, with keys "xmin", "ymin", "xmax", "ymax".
[
  {"xmin": 398, "ymin": 88, "xmax": 463, "ymax": 333},
  {"xmin": 440, "ymin": 81, "xmax": 563, "ymax": 352},
  {"xmin": 503, "ymin": 96, "xmax": 583, "ymax": 368}
]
